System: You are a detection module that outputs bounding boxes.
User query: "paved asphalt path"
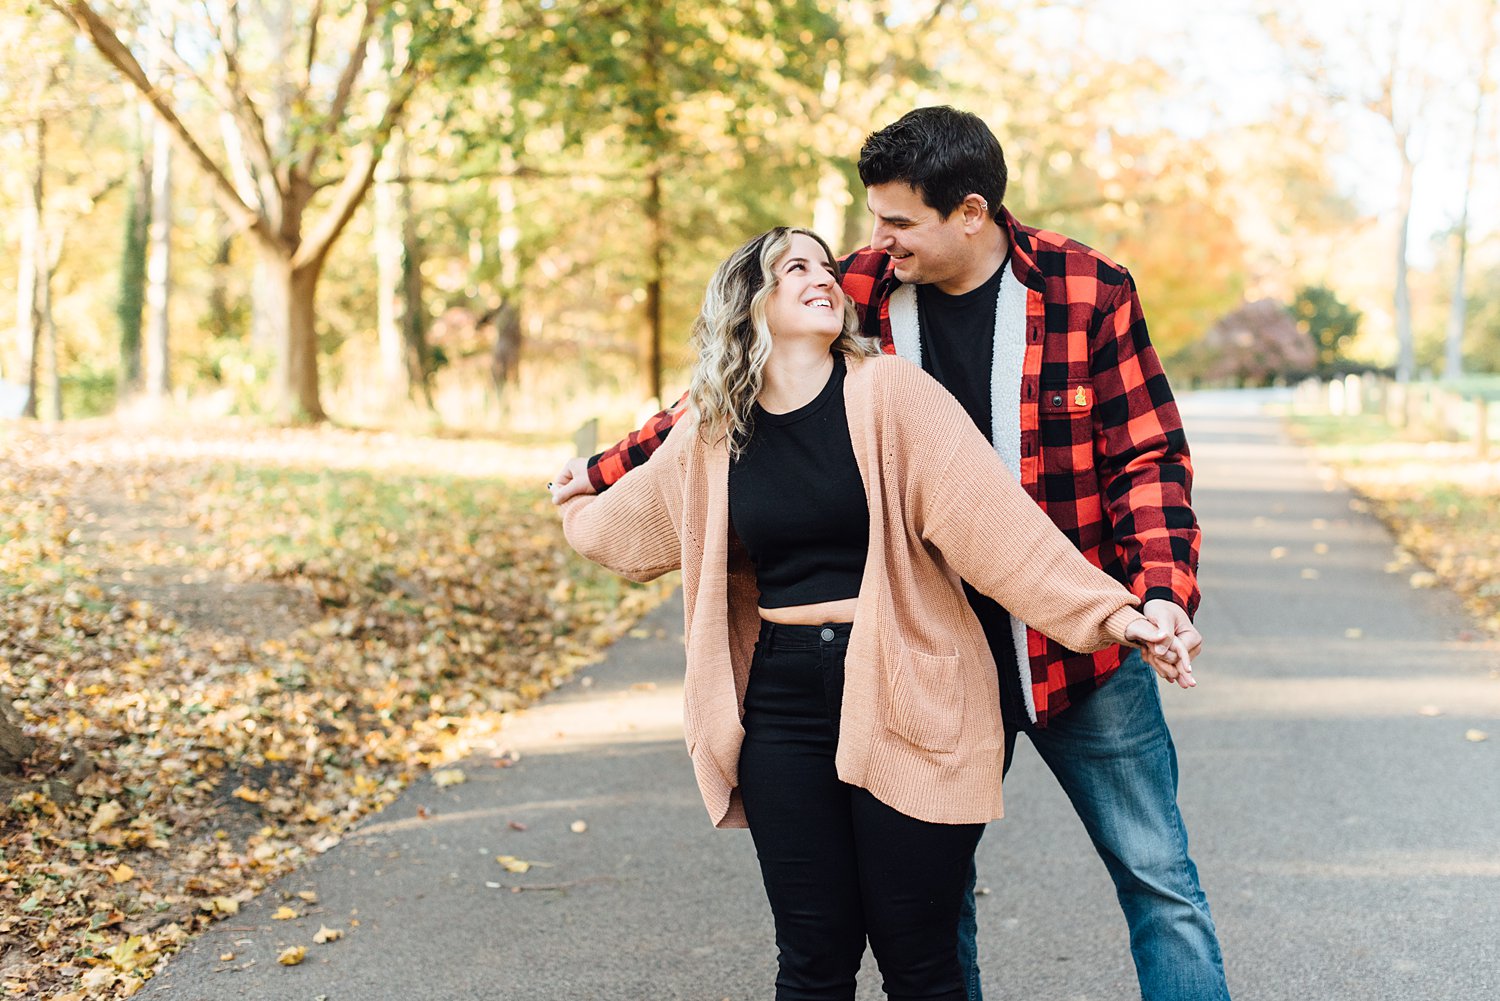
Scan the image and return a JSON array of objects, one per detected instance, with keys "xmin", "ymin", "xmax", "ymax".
[{"xmin": 146, "ymin": 391, "xmax": 1499, "ymax": 1001}]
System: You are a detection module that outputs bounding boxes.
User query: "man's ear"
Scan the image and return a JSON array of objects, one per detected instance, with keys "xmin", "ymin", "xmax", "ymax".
[{"xmin": 961, "ymin": 193, "xmax": 991, "ymax": 233}]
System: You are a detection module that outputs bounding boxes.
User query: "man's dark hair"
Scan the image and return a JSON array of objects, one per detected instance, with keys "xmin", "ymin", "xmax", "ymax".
[{"xmin": 857, "ymin": 106, "xmax": 1007, "ymax": 220}]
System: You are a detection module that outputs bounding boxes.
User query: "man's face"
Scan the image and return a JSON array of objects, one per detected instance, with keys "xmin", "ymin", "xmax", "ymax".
[{"xmin": 866, "ymin": 182, "xmax": 972, "ymax": 288}]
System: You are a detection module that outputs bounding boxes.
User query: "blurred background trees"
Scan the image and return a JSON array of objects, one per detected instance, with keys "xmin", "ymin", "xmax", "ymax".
[{"xmin": 2, "ymin": 0, "xmax": 1498, "ymax": 430}]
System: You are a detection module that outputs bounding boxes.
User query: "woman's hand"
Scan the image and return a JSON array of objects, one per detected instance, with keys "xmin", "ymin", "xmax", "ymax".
[
  {"xmin": 550, "ymin": 457, "xmax": 596, "ymax": 505},
  {"xmin": 1123, "ymin": 616, "xmax": 1196, "ymax": 689}
]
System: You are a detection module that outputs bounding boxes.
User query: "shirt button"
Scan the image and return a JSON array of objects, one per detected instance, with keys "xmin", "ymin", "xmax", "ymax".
[
  {"xmin": 820, "ymin": 627, "xmax": 836, "ymax": 642},
  {"xmin": 1051, "ymin": 394, "xmax": 1064, "ymax": 407}
]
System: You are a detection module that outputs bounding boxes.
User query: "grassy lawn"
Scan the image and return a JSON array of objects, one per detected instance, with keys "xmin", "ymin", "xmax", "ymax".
[
  {"xmin": 1288, "ymin": 411, "xmax": 1500, "ymax": 635},
  {"xmin": 0, "ymin": 421, "xmax": 675, "ymax": 999}
]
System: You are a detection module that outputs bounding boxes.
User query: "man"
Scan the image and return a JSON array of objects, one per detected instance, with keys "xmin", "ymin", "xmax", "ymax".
[{"xmin": 551, "ymin": 106, "xmax": 1229, "ymax": 1001}]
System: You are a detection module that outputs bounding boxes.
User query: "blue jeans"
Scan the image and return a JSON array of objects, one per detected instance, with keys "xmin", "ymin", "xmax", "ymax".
[{"xmin": 958, "ymin": 649, "xmax": 1230, "ymax": 1001}]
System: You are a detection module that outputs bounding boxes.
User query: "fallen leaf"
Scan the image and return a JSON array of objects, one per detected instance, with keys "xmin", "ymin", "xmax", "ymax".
[
  {"xmin": 277, "ymin": 945, "xmax": 307, "ymax": 966},
  {"xmin": 1269, "ymin": 546, "xmax": 1287, "ymax": 560},
  {"xmin": 1409, "ymin": 571, "xmax": 1438, "ymax": 589},
  {"xmin": 110, "ymin": 863, "xmax": 135, "ymax": 883},
  {"xmin": 208, "ymin": 897, "xmax": 241, "ymax": 916},
  {"xmin": 1466, "ymin": 729, "xmax": 1489, "ymax": 743},
  {"xmin": 272, "ymin": 905, "xmax": 299, "ymax": 920},
  {"xmin": 89, "ymin": 800, "xmax": 125, "ymax": 834},
  {"xmin": 313, "ymin": 924, "xmax": 343, "ymax": 944},
  {"xmin": 495, "ymin": 854, "xmax": 543, "ymax": 873},
  {"xmin": 507, "ymin": 820, "xmax": 527, "ymax": 831},
  {"xmin": 296, "ymin": 890, "xmax": 319, "ymax": 903},
  {"xmin": 80, "ymin": 967, "xmax": 116, "ymax": 990},
  {"xmin": 569, "ymin": 820, "xmax": 588, "ymax": 834},
  {"xmin": 220, "ymin": 952, "xmax": 235, "ymax": 962},
  {"xmin": 432, "ymin": 768, "xmax": 466, "ymax": 788}
]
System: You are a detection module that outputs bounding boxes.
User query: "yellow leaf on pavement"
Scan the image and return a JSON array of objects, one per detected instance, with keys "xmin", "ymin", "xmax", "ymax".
[
  {"xmin": 272, "ymin": 905, "xmax": 299, "ymax": 920},
  {"xmin": 313, "ymin": 924, "xmax": 343, "ymax": 944},
  {"xmin": 1466, "ymin": 729, "xmax": 1489, "ymax": 743},
  {"xmin": 432, "ymin": 768, "xmax": 466, "ymax": 788},
  {"xmin": 277, "ymin": 945, "xmax": 307, "ymax": 966},
  {"xmin": 110, "ymin": 863, "xmax": 135, "ymax": 883},
  {"xmin": 495, "ymin": 855, "xmax": 532, "ymax": 873}
]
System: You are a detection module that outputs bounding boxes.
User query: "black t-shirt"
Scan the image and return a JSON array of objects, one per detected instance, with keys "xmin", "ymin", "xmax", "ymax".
[
  {"xmin": 917, "ymin": 260, "xmax": 1029, "ymax": 728},
  {"xmin": 729, "ymin": 354, "xmax": 870, "ymax": 609}
]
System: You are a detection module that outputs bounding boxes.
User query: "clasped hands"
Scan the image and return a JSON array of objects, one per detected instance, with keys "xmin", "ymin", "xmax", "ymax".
[{"xmin": 1130, "ymin": 598, "xmax": 1202, "ymax": 689}]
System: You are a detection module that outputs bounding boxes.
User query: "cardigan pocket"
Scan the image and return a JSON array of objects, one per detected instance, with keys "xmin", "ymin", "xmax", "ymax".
[{"xmin": 887, "ymin": 645, "xmax": 964, "ymax": 753}]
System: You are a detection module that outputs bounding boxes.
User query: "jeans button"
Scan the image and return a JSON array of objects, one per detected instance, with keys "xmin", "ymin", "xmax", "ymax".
[{"xmin": 820, "ymin": 627, "xmax": 836, "ymax": 642}]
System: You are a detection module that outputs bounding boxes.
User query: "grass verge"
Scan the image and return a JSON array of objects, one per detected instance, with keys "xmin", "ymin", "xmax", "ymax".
[{"xmin": 1288, "ymin": 412, "xmax": 1500, "ymax": 635}]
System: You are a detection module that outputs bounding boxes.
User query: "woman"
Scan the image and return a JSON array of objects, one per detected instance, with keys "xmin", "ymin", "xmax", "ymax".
[{"xmin": 558, "ymin": 227, "xmax": 1186, "ymax": 1001}]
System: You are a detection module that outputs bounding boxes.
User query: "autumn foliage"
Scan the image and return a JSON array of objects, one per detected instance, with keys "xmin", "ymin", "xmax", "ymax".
[{"xmin": 0, "ymin": 422, "xmax": 673, "ymax": 998}]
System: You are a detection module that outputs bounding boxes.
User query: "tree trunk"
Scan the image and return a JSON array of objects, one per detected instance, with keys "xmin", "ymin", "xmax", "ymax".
[
  {"xmin": 1393, "ymin": 146, "xmax": 1415, "ymax": 384},
  {"xmin": 375, "ymin": 132, "xmax": 412, "ymax": 408},
  {"xmin": 1445, "ymin": 10, "xmax": 1494, "ymax": 379},
  {"xmin": 206, "ymin": 217, "xmax": 234, "ymax": 338},
  {"xmin": 42, "ymin": 250, "xmax": 59, "ymax": 421},
  {"xmin": 15, "ymin": 117, "xmax": 46, "ymax": 420},
  {"xmin": 643, "ymin": 165, "xmax": 665, "ymax": 405},
  {"xmin": 401, "ymin": 178, "xmax": 429, "ymax": 408},
  {"xmin": 256, "ymin": 243, "xmax": 327, "ymax": 422},
  {"xmin": 812, "ymin": 162, "xmax": 849, "ymax": 248},
  {"xmin": 144, "ymin": 114, "xmax": 173, "ymax": 399},
  {"xmin": 0, "ymin": 696, "xmax": 36, "ymax": 776},
  {"xmin": 116, "ymin": 103, "xmax": 150, "ymax": 396}
]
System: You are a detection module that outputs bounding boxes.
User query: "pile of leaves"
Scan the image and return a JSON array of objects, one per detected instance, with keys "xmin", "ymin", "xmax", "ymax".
[
  {"xmin": 1292, "ymin": 413, "xmax": 1500, "ymax": 635},
  {"xmin": 0, "ymin": 420, "xmax": 675, "ymax": 998}
]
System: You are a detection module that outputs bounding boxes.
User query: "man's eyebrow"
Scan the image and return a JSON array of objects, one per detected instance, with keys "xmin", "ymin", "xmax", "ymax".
[{"xmin": 867, "ymin": 204, "xmax": 917, "ymax": 223}]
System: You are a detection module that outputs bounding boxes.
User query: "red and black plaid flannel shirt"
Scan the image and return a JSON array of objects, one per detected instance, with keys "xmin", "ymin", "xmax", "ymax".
[{"xmin": 586, "ymin": 208, "xmax": 1200, "ymax": 725}]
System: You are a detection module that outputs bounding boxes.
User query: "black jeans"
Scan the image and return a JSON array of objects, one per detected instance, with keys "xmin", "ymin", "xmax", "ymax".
[{"xmin": 738, "ymin": 621, "xmax": 984, "ymax": 1001}]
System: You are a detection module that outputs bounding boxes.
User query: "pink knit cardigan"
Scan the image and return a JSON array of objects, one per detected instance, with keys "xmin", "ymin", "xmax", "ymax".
[{"xmin": 562, "ymin": 355, "xmax": 1146, "ymax": 827}]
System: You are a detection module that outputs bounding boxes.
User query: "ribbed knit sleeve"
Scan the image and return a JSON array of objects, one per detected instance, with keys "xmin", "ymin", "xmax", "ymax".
[
  {"xmin": 560, "ymin": 440, "xmax": 683, "ymax": 583},
  {"xmin": 882, "ymin": 361, "xmax": 1147, "ymax": 653}
]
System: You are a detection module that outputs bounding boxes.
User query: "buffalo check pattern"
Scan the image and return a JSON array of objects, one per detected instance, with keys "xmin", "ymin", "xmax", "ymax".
[{"xmin": 587, "ymin": 208, "xmax": 1200, "ymax": 726}]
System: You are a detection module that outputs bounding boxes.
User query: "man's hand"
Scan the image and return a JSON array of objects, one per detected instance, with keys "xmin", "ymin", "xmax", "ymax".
[
  {"xmin": 1123, "ymin": 617, "xmax": 1193, "ymax": 688},
  {"xmin": 549, "ymin": 457, "xmax": 596, "ymax": 505},
  {"xmin": 1140, "ymin": 598, "xmax": 1203, "ymax": 689}
]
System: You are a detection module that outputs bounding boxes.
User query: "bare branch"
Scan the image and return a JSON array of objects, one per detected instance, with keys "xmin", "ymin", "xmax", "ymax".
[
  {"xmin": 300, "ymin": 0, "xmax": 382, "ymax": 181},
  {"xmin": 43, "ymin": 0, "xmax": 269, "ymax": 242},
  {"xmin": 293, "ymin": 60, "xmax": 418, "ymax": 271},
  {"xmin": 304, "ymin": 0, "xmax": 326, "ymax": 94},
  {"xmin": 206, "ymin": 1, "xmax": 281, "ymax": 191}
]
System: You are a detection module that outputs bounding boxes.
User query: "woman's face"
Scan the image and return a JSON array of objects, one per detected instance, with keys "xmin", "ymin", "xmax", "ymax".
[{"xmin": 763, "ymin": 233, "xmax": 846, "ymax": 344}]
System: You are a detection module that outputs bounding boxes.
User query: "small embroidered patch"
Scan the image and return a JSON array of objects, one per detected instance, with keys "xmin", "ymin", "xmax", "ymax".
[{"xmin": 1073, "ymin": 385, "xmax": 1089, "ymax": 408}]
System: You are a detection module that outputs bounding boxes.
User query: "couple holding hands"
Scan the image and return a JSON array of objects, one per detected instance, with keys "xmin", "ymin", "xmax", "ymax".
[{"xmin": 549, "ymin": 107, "xmax": 1229, "ymax": 1001}]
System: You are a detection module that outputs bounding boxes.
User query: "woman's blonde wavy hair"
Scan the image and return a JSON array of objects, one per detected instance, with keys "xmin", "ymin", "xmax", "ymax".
[{"xmin": 689, "ymin": 227, "xmax": 876, "ymax": 457}]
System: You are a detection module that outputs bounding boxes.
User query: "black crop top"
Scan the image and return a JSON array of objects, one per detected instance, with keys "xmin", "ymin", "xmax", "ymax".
[{"xmin": 728, "ymin": 354, "xmax": 871, "ymax": 608}]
